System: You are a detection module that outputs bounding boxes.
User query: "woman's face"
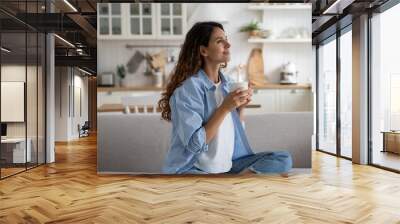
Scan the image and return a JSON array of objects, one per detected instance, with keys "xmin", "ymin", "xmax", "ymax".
[{"xmin": 200, "ymin": 27, "xmax": 231, "ymax": 64}]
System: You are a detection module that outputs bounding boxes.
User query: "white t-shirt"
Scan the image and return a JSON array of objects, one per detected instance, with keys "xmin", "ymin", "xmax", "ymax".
[{"xmin": 194, "ymin": 80, "xmax": 235, "ymax": 173}]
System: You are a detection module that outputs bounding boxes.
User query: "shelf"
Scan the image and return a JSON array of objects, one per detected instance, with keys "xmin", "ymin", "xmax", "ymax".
[
  {"xmin": 248, "ymin": 38, "xmax": 311, "ymax": 44},
  {"xmin": 248, "ymin": 3, "xmax": 311, "ymax": 10}
]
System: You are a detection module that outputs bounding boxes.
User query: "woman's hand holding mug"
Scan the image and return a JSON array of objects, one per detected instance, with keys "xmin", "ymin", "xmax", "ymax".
[
  {"xmin": 221, "ymin": 82, "xmax": 253, "ymax": 112},
  {"xmin": 238, "ymin": 83, "xmax": 253, "ymax": 111}
]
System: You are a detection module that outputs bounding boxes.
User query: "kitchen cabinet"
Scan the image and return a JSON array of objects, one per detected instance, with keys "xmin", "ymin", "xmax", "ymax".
[
  {"xmin": 246, "ymin": 88, "xmax": 312, "ymax": 114},
  {"xmin": 97, "ymin": 90, "xmax": 162, "ymax": 108},
  {"xmin": 98, "ymin": 92, "xmax": 125, "ymax": 107},
  {"xmin": 278, "ymin": 89, "xmax": 312, "ymax": 112},
  {"xmin": 98, "ymin": 3, "xmax": 123, "ymax": 36},
  {"xmin": 157, "ymin": 3, "xmax": 186, "ymax": 39},
  {"xmin": 129, "ymin": 3, "xmax": 156, "ymax": 38},
  {"xmin": 250, "ymin": 89, "xmax": 277, "ymax": 113},
  {"xmin": 98, "ymin": 3, "xmax": 186, "ymax": 40}
]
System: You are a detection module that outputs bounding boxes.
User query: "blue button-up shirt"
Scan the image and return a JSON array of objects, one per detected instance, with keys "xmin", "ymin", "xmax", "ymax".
[{"xmin": 162, "ymin": 69, "xmax": 254, "ymax": 174}]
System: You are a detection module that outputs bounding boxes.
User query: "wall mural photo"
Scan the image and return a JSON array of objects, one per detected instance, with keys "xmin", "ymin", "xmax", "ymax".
[{"xmin": 97, "ymin": 3, "xmax": 313, "ymax": 175}]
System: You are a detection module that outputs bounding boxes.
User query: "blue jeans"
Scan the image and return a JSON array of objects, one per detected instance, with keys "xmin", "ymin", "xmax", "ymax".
[{"xmin": 183, "ymin": 151, "xmax": 292, "ymax": 174}]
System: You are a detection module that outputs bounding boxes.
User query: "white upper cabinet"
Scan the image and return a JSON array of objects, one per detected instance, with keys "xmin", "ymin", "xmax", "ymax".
[
  {"xmin": 157, "ymin": 3, "xmax": 186, "ymax": 39},
  {"xmin": 98, "ymin": 3, "xmax": 123, "ymax": 37},
  {"xmin": 98, "ymin": 3, "xmax": 186, "ymax": 40},
  {"xmin": 128, "ymin": 3, "xmax": 156, "ymax": 38}
]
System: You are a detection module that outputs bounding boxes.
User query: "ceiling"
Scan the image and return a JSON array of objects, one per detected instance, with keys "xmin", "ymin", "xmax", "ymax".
[
  {"xmin": 311, "ymin": 0, "xmax": 390, "ymax": 44},
  {"xmin": 0, "ymin": 0, "xmax": 97, "ymax": 73}
]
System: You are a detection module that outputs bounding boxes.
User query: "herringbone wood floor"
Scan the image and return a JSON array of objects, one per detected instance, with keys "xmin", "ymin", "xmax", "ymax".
[{"xmin": 1, "ymin": 134, "xmax": 400, "ymax": 224}]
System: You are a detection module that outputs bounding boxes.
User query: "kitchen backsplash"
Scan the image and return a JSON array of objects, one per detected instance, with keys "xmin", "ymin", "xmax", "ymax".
[{"xmin": 98, "ymin": 40, "xmax": 180, "ymax": 86}]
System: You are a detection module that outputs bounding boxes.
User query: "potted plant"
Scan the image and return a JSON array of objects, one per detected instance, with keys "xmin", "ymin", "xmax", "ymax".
[
  {"xmin": 239, "ymin": 21, "xmax": 261, "ymax": 38},
  {"xmin": 116, "ymin": 65, "xmax": 127, "ymax": 87}
]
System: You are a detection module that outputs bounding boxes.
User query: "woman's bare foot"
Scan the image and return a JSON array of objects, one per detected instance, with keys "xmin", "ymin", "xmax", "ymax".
[
  {"xmin": 240, "ymin": 169, "xmax": 254, "ymax": 174},
  {"xmin": 280, "ymin": 173, "xmax": 289, "ymax": 178}
]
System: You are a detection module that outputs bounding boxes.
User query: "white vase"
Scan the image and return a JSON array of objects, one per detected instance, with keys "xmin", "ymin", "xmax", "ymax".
[{"xmin": 154, "ymin": 71, "xmax": 163, "ymax": 87}]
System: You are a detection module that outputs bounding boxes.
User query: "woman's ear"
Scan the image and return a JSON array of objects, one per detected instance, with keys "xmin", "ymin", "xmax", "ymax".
[{"xmin": 199, "ymin": 45, "xmax": 208, "ymax": 57}]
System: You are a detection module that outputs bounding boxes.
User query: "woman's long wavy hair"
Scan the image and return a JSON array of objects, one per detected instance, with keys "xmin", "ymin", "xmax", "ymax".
[{"xmin": 159, "ymin": 22, "xmax": 226, "ymax": 121}]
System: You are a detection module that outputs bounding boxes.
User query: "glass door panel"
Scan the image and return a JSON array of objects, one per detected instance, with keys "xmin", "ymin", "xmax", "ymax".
[
  {"xmin": 318, "ymin": 38, "xmax": 337, "ymax": 154},
  {"xmin": 340, "ymin": 29, "xmax": 352, "ymax": 158}
]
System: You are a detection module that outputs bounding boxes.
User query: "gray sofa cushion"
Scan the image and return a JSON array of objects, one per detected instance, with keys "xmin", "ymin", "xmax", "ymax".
[
  {"xmin": 244, "ymin": 112, "xmax": 312, "ymax": 169},
  {"xmin": 98, "ymin": 113, "xmax": 171, "ymax": 173},
  {"xmin": 97, "ymin": 112, "xmax": 313, "ymax": 174}
]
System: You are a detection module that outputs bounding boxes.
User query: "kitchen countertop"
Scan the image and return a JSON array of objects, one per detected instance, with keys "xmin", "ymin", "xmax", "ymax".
[
  {"xmin": 98, "ymin": 103, "xmax": 261, "ymax": 113},
  {"xmin": 97, "ymin": 83, "xmax": 311, "ymax": 92},
  {"xmin": 252, "ymin": 83, "xmax": 311, "ymax": 90}
]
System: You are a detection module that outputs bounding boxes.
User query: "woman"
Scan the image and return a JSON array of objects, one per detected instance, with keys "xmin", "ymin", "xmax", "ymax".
[{"xmin": 158, "ymin": 22, "xmax": 292, "ymax": 175}]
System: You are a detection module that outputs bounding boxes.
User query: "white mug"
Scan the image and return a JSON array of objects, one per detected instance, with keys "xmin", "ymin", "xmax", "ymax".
[{"xmin": 229, "ymin": 81, "xmax": 248, "ymax": 92}]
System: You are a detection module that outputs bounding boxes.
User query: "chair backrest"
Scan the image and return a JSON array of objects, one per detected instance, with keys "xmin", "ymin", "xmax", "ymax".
[
  {"xmin": 121, "ymin": 93, "xmax": 161, "ymax": 114},
  {"xmin": 82, "ymin": 121, "xmax": 90, "ymax": 129}
]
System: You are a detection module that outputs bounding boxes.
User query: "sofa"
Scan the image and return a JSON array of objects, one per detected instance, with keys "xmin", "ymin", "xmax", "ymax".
[{"xmin": 97, "ymin": 112, "xmax": 313, "ymax": 174}]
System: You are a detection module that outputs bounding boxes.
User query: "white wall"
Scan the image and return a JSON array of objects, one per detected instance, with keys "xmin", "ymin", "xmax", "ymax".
[
  {"xmin": 97, "ymin": 3, "xmax": 312, "ymax": 85},
  {"xmin": 187, "ymin": 3, "xmax": 263, "ymax": 76},
  {"xmin": 72, "ymin": 74, "xmax": 89, "ymax": 138},
  {"xmin": 97, "ymin": 41, "xmax": 175, "ymax": 86},
  {"xmin": 55, "ymin": 67, "xmax": 89, "ymax": 141},
  {"xmin": 261, "ymin": 7, "xmax": 312, "ymax": 83},
  {"xmin": 1, "ymin": 66, "xmax": 28, "ymax": 143},
  {"xmin": 1, "ymin": 65, "xmax": 38, "ymax": 137},
  {"xmin": 55, "ymin": 66, "xmax": 69, "ymax": 141},
  {"xmin": 1, "ymin": 64, "xmax": 46, "ymax": 163}
]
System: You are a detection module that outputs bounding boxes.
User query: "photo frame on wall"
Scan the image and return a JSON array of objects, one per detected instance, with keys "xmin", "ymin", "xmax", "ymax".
[{"xmin": 1, "ymin": 81, "xmax": 25, "ymax": 122}]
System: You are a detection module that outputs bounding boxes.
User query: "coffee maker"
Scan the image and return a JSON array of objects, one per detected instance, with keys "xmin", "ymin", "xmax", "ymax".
[{"xmin": 280, "ymin": 62, "xmax": 298, "ymax": 84}]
